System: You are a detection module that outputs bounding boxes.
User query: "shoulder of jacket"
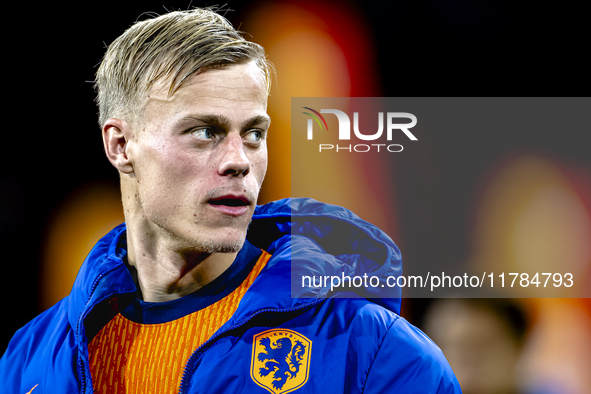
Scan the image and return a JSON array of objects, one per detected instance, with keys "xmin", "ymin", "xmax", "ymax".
[
  {"xmin": 1, "ymin": 298, "xmax": 76, "ymax": 391},
  {"xmin": 322, "ymin": 297, "xmax": 400, "ymax": 332},
  {"xmin": 362, "ymin": 313, "xmax": 462, "ymax": 393},
  {"xmin": 4, "ymin": 297, "xmax": 73, "ymax": 355}
]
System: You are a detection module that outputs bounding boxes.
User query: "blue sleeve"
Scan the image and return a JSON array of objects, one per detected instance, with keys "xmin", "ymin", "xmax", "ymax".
[
  {"xmin": 0, "ymin": 299, "xmax": 81, "ymax": 393},
  {"xmin": 363, "ymin": 315, "xmax": 462, "ymax": 393}
]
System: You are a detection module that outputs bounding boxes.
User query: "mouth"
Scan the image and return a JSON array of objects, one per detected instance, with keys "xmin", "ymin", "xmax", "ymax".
[{"xmin": 207, "ymin": 194, "xmax": 251, "ymax": 216}]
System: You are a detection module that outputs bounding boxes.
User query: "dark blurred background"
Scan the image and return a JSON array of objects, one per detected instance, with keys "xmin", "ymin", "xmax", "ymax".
[{"xmin": 2, "ymin": 1, "xmax": 589, "ymax": 392}]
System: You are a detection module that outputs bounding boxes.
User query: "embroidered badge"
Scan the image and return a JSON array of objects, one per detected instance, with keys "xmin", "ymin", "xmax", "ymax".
[{"xmin": 251, "ymin": 329, "xmax": 312, "ymax": 394}]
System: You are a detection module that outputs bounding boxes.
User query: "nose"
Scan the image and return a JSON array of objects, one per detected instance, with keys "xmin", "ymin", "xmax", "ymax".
[{"xmin": 217, "ymin": 133, "xmax": 250, "ymax": 177}]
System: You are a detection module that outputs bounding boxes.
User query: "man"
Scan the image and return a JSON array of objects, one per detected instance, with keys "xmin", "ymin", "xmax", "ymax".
[
  {"xmin": 0, "ymin": 7, "xmax": 461, "ymax": 393},
  {"xmin": 422, "ymin": 298, "xmax": 527, "ymax": 394}
]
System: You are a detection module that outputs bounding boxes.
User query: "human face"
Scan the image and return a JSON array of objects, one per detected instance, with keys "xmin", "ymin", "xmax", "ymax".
[{"xmin": 128, "ymin": 61, "xmax": 269, "ymax": 253}]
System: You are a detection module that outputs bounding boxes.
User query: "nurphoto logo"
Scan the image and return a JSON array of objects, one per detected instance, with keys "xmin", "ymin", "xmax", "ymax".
[{"xmin": 302, "ymin": 107, "xmax": 417, "ymax": 153}]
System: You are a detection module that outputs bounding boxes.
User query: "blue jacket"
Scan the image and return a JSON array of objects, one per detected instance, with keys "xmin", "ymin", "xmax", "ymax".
[{"xmin": 1, "ymin": 198, "xmax": 461, "ymax": 393}]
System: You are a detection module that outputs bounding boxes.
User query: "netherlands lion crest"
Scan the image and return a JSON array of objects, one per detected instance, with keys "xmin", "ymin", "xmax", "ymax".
[{"xmin": 251, "ymin": 329, "xmax": 312, "ymax": 394}]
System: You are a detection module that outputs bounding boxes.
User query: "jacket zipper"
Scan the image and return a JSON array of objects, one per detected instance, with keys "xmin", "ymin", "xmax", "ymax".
[
  {"xmin": 76, "ymin": 262, "xmax": 132, "ymax": 394},
  {"xmin": 177, "ymin": 298, "xmax": 325, "ymax": 394}
]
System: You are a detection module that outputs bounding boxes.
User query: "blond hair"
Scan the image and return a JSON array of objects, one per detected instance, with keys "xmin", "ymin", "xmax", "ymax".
[{"xmin": 95, "ymin": 7, "xmax": 274, "ymax": 127}]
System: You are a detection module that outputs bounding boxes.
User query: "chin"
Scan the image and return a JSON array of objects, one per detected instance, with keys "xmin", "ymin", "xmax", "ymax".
[
  {"xmin": 196, "ymin": 237, "xmax": 246, "ymax": 254},
  {"xmin": 170, "ymin": 216, "xmax": 252, "ymax": 254},
  {"xmin": 185, "ymin": 225, "xmax": 248, "ymax": 254}
]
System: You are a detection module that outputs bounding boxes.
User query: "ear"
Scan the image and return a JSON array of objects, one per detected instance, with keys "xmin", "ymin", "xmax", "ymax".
[{"xmin": 102, "ymin": 118, "xmax": 134, "ymax": 174}]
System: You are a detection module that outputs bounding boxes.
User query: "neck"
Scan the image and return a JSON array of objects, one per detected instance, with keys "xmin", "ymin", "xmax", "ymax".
[{"xmin": 124, "ymin": 218, "xmax": 237, "ymax": 303}]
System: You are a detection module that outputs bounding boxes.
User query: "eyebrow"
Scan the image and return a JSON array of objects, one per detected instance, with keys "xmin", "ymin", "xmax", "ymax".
[{"xmin": 177, "ymin": 114, "xmax": 271, "ymax": 130}]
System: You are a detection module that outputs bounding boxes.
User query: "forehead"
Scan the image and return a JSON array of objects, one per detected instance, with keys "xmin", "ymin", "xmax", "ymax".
[{"xmin": 144, "ymin": 61, "xmax": 268, "ymax": 122}]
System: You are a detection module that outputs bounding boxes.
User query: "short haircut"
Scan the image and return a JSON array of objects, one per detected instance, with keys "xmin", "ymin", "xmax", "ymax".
[{"xmin": 95, "ymin": 7, "xmax": 274, "ymax": 128}]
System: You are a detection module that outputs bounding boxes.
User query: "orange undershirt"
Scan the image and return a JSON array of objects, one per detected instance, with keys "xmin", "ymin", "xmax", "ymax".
[{"xmin": 88, "ymin": 250, "xmax": 271, "ymax": 393}]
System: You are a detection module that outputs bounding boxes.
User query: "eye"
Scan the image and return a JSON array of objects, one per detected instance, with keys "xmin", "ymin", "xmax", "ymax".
[
  {"xmin": 190, "ymin": 127, "xmax": 215, "ymax": 139},
  {"xmin": 243, "ymin": 129, "xmax": 264, "ymax": 142}
]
